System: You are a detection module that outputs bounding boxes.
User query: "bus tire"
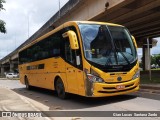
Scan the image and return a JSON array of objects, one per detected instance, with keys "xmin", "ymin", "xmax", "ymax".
[
  {"xmin": 55, "ymin": 78, "xmax": 67, "ymax": 99},
  {"xmin": 25, "ymin": 77, "xmax": 32, "ymax": 90}
]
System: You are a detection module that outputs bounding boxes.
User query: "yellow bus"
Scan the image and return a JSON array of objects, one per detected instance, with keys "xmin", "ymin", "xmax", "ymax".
[{"xmin": 19, "ymin": 21, "xmax": 139, "ymax": 99}]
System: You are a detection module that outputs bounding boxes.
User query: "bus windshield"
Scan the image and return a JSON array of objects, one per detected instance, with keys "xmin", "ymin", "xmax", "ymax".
[{"xmin": 79, "ymin": 24, "xmax": 137, "ymax": 71}]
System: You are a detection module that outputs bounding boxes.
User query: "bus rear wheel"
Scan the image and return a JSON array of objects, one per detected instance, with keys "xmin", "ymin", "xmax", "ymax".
[
  {"xmin": 55, "ymin": 78, "xmax": 67, "ymax": 99},
  {"xmin": 25, "ymin": 77, "xmax": 31, "ymax": 90}
]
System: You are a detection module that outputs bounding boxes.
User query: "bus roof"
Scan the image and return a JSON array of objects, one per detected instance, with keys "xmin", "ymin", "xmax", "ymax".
[
  {"xmin": 75, "ymin": 21, "xmax": 123, "ymax": 27},
  {"xmin": 19, "ymin": 21, "xmax": 124, "ymax": 52}
]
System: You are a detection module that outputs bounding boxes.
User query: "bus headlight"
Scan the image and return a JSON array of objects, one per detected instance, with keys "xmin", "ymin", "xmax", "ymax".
[
  {"xmin": 87, "ymin": 74, "xmax": 105, "ymax": 83},
  {"xmin": 132, "ymin": 70, "xmax": 140, "ymax": 80}
]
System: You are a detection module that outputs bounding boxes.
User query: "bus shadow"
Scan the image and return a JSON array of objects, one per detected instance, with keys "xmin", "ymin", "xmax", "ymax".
[{"xmin": 12, "ymin": 87, "xmax": 137, "ymax": 110}]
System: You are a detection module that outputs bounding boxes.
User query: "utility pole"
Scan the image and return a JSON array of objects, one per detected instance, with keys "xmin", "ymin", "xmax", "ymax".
[
  {"xmin": 58, "ymin": 0, "xmax": 61, "ymax": 18},
  {"xmin": 147, "ymin": 38, "xmax": 151, "ymax": 81},
  {"xmin": 28, "ymin": 15, "xmax": 30, "ymax": 38},
  {"xmin": 14, "ymin": 32, "xmax": 17, "ymax": 49}
]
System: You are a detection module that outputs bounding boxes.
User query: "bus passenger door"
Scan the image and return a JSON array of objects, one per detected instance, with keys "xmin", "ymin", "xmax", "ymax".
[{"xmin": 65, "ymin": 40, "xmax": 79, "ymax": 94}]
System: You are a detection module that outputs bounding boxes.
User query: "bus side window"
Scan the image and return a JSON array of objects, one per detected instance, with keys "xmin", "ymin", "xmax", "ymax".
[
  {"xmin": 65, "ymin": 39, "xmax": 72, "ymax": 63},
  {"xmin": 64, "ymin": 38, "xmax": 76, "ymax": 65},
  {"xmin": 52, "ymin": 49, "xmax": 60, "ymax": 56}
]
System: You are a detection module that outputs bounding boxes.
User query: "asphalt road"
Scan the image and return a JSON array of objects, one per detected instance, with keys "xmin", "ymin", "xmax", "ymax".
[{"xmin": 0, "ymin": 79, "xmax": 160, "ymax": 120}]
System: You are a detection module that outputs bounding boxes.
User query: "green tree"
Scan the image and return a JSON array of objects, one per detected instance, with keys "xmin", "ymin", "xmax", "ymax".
[
  {"xmin": 0, "ymin": 0, "xmax": 6, "ymax": 33},
  {"xmin": 140, "ymin": 55, "xmax": 157, "ymax": 66},
  {"xmin": 155, "ymin": 54, "xmax": 160, "ymax": 66},
  {"xmin": 151, "ymin": 55, "xmax": 156, "ymax": 65}
]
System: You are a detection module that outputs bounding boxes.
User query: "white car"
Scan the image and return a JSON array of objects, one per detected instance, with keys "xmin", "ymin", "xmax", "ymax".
[{"xmin": 6, "ymin": 73, "xmax": 19, "ymax": 79}]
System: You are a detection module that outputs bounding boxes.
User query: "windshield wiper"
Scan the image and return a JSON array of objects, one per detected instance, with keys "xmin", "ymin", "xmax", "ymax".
[
  {"xmin": 104, "ymin": 48, "xmax": 114, "ymax": 65},
  {"xmin": 102, "ymin": 25, "xmax": 118, "ymax": 65},
  {"xmin": 115, "ymin": 47, "xmax": 131, "ymax": 66}
]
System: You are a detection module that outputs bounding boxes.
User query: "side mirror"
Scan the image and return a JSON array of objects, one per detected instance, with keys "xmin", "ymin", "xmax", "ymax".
[
  {"xmin": 63, "ymin": 30, "xmax": 79, "ymax": 50},
  {"xmin": 131, "ymin": 35, "xmax": 137, "ymax": 48}
]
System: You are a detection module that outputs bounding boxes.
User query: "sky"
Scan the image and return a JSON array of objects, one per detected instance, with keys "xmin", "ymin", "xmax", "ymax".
[
  {"xmin": 137, "ymin": 37, "xmax": 160, "ymax": 56},
  {"xmin": 0, "ymin": 0, "xmax": 160, "ymax": 59},
  {"xmin": 0, "ymin": 0, "xmax": 69, "ymax": 59}
]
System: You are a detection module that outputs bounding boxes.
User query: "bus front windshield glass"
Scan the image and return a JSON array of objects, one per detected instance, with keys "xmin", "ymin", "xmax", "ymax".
[{"xmin": 79, "ymin": 24, "xmax": 137, "ymax": 70}]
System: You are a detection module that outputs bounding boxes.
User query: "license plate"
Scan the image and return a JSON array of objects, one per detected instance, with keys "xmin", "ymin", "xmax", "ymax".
[{"xmin": 116, "ymin": 85, "xmax": 125, "ymax": 90}]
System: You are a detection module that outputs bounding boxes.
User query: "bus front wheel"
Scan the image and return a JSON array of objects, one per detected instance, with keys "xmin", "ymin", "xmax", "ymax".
[{"xmin": 55, "ymin": 78, "xmax": 67, "ymax": 99}]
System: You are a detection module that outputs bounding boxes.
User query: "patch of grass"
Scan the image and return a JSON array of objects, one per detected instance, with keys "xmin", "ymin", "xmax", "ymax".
[
  {"xmin": 151, "ymin": 68, "xmax": 160, "ymax": 71},
  {"xmin": 140, "ymin": 75, "xmax": 160, "ymax": 84},
  {"xmin": 0, "ymin": 77, "xmax": 19, "ymax": 80},
  {"xmin": 9, "ymin": 78, "xmax": 20, "ymax": 80},
  {"xmin": 140, "ymin": 70, "xmax": 160, "ymax": 84}
]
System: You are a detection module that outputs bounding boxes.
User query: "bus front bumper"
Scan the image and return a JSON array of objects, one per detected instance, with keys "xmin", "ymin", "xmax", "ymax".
[{"xmin": 87, "ymin": 78, "xmax": 139, "ymax": 97}]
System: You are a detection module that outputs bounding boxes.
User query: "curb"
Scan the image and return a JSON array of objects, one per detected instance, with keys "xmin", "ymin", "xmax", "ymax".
[
  {"xmin": 140, "ymin": 84, "xmax": 160, "ymax": 94},
  {"xmin": 140, "ymin": 85, "xmax": 160, "ymax": 90},
  {"xmin": 0, "ymin": 87, "xmax": 51, "ymax": 120}
]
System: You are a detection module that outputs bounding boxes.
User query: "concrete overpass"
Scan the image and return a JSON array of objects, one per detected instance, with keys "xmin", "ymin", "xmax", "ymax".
[{"xmin": 1, "ymin": 0, "xmax": 160, "ymax": 76}]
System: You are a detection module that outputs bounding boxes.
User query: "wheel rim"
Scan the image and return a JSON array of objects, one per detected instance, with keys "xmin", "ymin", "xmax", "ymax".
[
  {"xmin": 25, "ymin": 78, "xmax": 29, "ymax": 89},
  {"xmin": 26, "ymin": 82, "xmax": 29, "ymax": 89}
]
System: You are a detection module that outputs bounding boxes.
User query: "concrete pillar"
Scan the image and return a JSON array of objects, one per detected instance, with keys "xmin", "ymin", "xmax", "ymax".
[
  {"xmin": 144, "ymin": 47, "xmax": 151, "ymax": 70},
  {"xmin": 142, "ymin": 38, "xmax": 151, "ymax": 71},
  {"xmin": 1, "ymin": 65, "xmax": 5, "ymax": 76},
  {"xmin": 142, "ymin": 45, "xmax": 145, "ymax": 71},
  {"xmin": 10, "ymin": 61, "xmax": 14, "ymax": 72}
]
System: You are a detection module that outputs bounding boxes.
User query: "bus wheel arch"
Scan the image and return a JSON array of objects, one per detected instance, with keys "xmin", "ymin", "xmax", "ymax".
[{"xmin": 54, "ymin": 76, "xmax": 68, "ymax": 99}]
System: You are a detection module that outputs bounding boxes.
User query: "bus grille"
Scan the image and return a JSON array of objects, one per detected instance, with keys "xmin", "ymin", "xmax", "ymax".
[
  {"xmin": 98, "ymin": 86, "xmax": 136, "ymax": 94},
  {"xmin": 105, "ymin": 79, "xmax": 132, "ymax": 84}
]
